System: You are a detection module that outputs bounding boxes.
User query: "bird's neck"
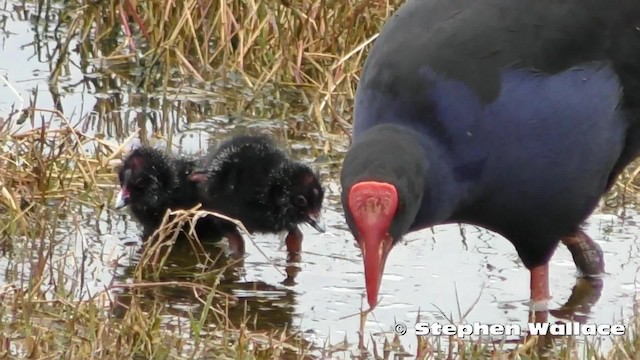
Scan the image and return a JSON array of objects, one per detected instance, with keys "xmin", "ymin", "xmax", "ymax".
[
  {"xmin": 343, "ymin": 124, "xmax": 468, "ymax": 234},
  {"xmin": 410, "ymin": 135, "xmax": 464, "ymax": 230}
]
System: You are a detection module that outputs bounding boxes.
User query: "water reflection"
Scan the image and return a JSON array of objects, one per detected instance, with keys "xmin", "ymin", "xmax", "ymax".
[{"xmin": 109, "ymin": 237, "xmax": 301, "ymax": 332}]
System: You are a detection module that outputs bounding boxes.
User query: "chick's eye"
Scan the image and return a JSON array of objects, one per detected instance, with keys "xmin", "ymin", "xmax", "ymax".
[{"xmin": 295, "ymin": 195, "xmax": 307, "ymax": 207}]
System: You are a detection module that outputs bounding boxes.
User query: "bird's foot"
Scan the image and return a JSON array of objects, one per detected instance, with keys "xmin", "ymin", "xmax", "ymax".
[{"xmin": 561, "ymin": 230, "xmax": 605, "ymax": 277}]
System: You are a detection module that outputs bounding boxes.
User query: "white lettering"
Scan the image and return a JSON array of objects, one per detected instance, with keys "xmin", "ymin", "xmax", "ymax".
[{"xmin": 407, "ymin": 322, "xmax": 626, "ymax": 337}]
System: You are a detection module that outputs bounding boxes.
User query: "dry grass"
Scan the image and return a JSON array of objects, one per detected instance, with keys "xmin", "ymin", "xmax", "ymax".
[
  {"xmin": 44, "ymin": 0, "xmax": 405, "ymax": 139},
  {"xmin": 0, "ymin": 108, "xmax": 316, "ymax": 359}
]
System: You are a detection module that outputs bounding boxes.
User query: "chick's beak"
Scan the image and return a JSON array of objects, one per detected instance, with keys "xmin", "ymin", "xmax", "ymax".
[
  {"xmin": 306, "ymin": 211, "xmax": 326, "ymax": 233},
  {"xmin": 114, "ymin": 188, "xmax": 130, "ymax": 209}
]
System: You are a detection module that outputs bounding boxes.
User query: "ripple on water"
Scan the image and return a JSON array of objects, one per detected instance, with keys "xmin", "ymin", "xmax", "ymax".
[
  {"xmin": 381, "ymin": 273, "xmax": 405, "ymax": 282},
  {"xmin": 323, "ymin": 285, "xmax": 363, "ymax": 293},
  {"xmin": 233, "ymin": 290, "xmax": 287, "ymax": 299},
  {"xmin": 375, "ymin": 302, "xmax": 413, "ymax": 310},
  {"xmin": 343, "ymin": 271, "xmax": 363, "ymax": 277}
]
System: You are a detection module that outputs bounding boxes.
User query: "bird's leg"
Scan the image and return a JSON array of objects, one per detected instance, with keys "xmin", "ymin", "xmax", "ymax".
[
  {"xmin": 540, "ymin": 231, "xmax": 605, "ymax": 322},
  {"xmin": 547, "ymin": 230, "xmax": 605, "ymax": 322},
  {"xmin": 530, "ymin": 263, "xmax": 550, "ymax": 303},
  {"xmin": 530, "ymin": 263, "xmax": 550, "ymax": 323},
  {"xmin": 560, "ymin": 230, "xmax": 604, "ymax": 276},
  {"xmin": 284, "ymin": 226, "xmax": 303, "ymax": 261},
  {"xmin": 526, "ymin": 264, "xmax": 552, "ymax": 352},
  {"xmin": 225, "ymin": 227, "xmax": 246, "ymax": 258},
  {"xmin": 275, "ymin": 227, "xmax": 303, "ymax": 284}
]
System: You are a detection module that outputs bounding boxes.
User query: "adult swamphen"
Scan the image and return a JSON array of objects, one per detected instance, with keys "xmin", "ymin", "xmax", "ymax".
[{"xmin": 340, "ymin": 0, "xmax": 640, "ymax": 310}]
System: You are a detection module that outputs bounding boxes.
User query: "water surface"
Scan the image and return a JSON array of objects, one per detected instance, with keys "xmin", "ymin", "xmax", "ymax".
[{"xmin": 0, "ymin": 2, "xmax": 638, "ymax": 358}]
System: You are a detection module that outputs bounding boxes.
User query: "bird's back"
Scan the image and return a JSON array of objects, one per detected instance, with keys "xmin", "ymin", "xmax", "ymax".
[
  {"xmin": 357, "ymin": 0, "xmax": 640, "ymax": 110},
  {"xmin": 355, "ymin": 0, "xmax": 640, "ymax": 138},
  {"xmin": 353, "ymin": 0, "xmax": 640, "ymax": 237},
  {"xmin": 202, "ymin": 135, "xmax": 288, "ymax": 227}
]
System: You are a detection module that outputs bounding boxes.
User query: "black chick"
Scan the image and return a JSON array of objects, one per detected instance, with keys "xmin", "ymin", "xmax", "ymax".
[
  {"xmin": 191, "ymin": 134, "xmax": 326, "ymax": 257},
  {"xmin": 115, "ymin": 146, "xmax": 237, "ymax": 248}
]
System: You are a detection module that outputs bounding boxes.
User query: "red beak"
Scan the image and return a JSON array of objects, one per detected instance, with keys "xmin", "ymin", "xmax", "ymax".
[
  {"xmin": 360, "ymin": 232, "xmax": 394, "ymax": 309},
  {"xmin": 347, "ymin": 181, "xmax": 399, "ymax": 310}
]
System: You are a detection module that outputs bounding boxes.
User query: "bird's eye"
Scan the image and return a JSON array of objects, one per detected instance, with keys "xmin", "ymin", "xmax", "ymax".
[{"xmin": 295, "ymin": 195, "xmax": 307, "ymax": 207}]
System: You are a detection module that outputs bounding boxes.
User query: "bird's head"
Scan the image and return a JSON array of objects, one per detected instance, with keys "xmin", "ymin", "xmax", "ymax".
[{"xmin": 341, "ymin": 124, "xmax": 427, "ymax": 309}]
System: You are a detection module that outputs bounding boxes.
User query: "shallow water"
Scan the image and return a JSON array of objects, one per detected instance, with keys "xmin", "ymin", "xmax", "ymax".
[{"xmin": 1, "ymin": 1, "xmax": 639, "ymax": 358}]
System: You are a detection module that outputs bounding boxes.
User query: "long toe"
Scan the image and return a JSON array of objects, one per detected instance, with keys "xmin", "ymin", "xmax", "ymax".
[{"xmin": 561, "ymin": 230, "xmax": 605, "ymax": 277}]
